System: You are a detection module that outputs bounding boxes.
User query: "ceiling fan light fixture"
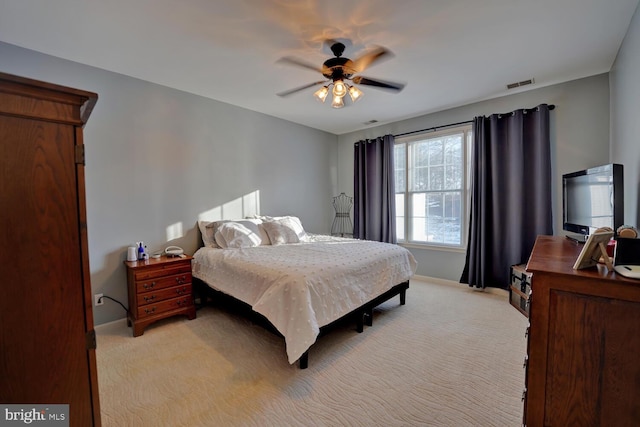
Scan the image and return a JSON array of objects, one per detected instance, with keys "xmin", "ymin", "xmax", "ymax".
[
  {"xmin": 314, "ymin": 86, "xmax": 329, "ymax": 103},
  {"xmin": 277, "ymin": 41, "xmax": 403, "ymax": 109},
  {"xmin": 332, "ymin": 80, "xmax": 347, "ymax": 97},
  {"xmin": 348, "ymin": 85, "xmax": 363, "ymax": 102}
]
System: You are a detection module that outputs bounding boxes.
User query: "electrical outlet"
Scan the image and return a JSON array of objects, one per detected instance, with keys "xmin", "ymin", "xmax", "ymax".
[{"xmin": 94, "ymin": 293, "xmax": 104, "ymax": 306}]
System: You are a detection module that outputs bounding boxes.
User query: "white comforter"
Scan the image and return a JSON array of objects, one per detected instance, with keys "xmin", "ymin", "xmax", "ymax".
[{"xmin": 192, "ymin": 234, "xmax": 417, "ymax": 364}]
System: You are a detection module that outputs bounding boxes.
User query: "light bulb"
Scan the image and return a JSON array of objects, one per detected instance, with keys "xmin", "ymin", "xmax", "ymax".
[
  {"xmin": 331, "ymin": 95, "xmax": 344, "ymax": 109},
  {"xmin": 348, "ymin": 85, "xmax": 363, "ymax": 102},
  {"xmin": 332, "ymin": 80, "xmax": 347, "ymax": 97},
  {"xmin": 313, "ymin": 86, "xmax": 329, "ymax": 103}
]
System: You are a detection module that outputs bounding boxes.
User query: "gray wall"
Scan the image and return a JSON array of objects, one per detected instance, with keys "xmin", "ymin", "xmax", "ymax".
[
  {"xmin": 337, "ymin": 75, "xmax": 611, "ymax": 281},
  {"xmin": 611, "ymin": 2, "xmax": 640, "ymax": 227},
  {"xmin": 0, "ymin": 42, "xmax": 338, "ymax": 325}
]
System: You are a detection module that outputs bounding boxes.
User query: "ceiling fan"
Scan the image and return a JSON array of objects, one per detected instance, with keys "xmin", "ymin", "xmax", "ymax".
[{"xmin": 276, "ymin": 40, "xmax": 405, "ymax": 108}]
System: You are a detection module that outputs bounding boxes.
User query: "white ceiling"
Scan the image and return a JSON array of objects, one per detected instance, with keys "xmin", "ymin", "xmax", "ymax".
[{"xmin": 1, "ymin": 0, "xmax": 638, "ymax": 135}]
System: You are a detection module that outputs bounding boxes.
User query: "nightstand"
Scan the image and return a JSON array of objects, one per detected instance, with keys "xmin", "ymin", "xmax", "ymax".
[{"xmin": 124, "ymin": 255, "xmax": 196, "ymax": 336}]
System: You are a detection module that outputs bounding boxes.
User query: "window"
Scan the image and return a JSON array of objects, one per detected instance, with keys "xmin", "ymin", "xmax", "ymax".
[{"xmin": 394, "ymin": 125, "xmax": 472, "ymax": 247}]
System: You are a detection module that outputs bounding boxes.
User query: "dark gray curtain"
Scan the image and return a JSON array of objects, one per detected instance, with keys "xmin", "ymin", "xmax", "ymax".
[
  {"xmin": 353, "ymin": 134, "xmax": 396, "ymax": 243},
  {"xmin": 461, "ymin": 104, "xmax": 553, "ymax": 289}
]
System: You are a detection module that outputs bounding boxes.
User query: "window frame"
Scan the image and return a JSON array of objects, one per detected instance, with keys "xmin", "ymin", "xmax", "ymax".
[{"xmin": 394, "ymin": 124, "xmax": 472, "ymax": 250}]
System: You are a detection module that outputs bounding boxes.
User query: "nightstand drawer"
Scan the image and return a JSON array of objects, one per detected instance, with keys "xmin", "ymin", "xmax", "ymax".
[
  {"xmin": 137, "ymin": 284, "xmax": 192, "ymax": 306},
  {"xmin": 137, "ymin": 295, "xmax": 193, "ymax": 318},
  {"xmin": 134, "ymin": 263, "xmax": 191, "ymax": 281},
  {"xmin": 135, "ymin": 272, "xmax": 192, "ymax": 293}
]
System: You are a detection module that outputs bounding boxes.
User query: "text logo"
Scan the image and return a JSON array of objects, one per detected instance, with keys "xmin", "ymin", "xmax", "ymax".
[{"xmin": 1, "ymin": 405, "xmax": 68, "ymax": 426}]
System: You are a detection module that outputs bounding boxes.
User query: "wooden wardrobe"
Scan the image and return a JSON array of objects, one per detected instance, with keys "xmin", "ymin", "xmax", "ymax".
[{"xmin": 0, "ymin": 72, "xmax": 101, "ymax": 426}]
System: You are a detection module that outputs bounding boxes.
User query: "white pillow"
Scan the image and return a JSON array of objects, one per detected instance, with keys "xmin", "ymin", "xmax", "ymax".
[
  {"xmin": 198, "ymin": 220, "xmax": 217, "ymax": 248},
  {"xmin": 261, "ymin": 221, "xmax": 299, "ymax": 245},
  {"xmin": 277, "ymin": 216, "xmax": 307, "ymax": 241},
  {"xmin": 214, "ymin": 222, "xmax": 262, "ymax": 248},
  {"xmin": 206, "ymin": 219, "xmax": 270, "ymax": 247},
  {"xmin": 261, "ymin": 217, "xmax": 308, "ymax": 245}
]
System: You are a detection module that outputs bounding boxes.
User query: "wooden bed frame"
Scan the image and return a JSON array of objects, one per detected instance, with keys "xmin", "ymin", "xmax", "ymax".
[{"xmin": 194, "ymin": 278, "xmax": 410, "ymax": 369}]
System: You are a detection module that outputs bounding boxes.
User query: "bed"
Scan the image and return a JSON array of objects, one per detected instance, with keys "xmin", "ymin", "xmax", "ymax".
[{"xmin": 192, "ymin": 216, "xmax": 417, "ymax": 368}]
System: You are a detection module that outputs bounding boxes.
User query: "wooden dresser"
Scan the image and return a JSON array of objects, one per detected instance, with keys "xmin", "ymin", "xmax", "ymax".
[
  {"xmin": 125, "ymin": 255, "xmax": 196, "ymax": 336},
  {"xmin": 0, "ymin": 73, "xmax": 101, "ymax": 425},
  {"xmin": 524, "ymin": 235, "xmax": 640, "ymax": 426}
]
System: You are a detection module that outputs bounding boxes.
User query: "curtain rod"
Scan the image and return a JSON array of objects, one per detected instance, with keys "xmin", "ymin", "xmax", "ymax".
[
  {"xmin": 394, "ymin": 120, "xmax": 472, "ymax": 138},
  {"xmin": 495, "ymin": 104, "xmax": 556, "ymax": 117},
  {"xmin": 393, "ymin": 104, "xmax": 555, "ymax": 138}
]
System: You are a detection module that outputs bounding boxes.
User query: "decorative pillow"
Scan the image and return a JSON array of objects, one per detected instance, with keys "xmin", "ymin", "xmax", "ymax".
[
  {"xmin": 214, "ymin": 222, "xmax": 262, "ymax": 249},
  {"xmin": 276, "ymin": 216, "xmax": 308, "ymax": 241},
  {"xmin": 261, "ymin": 221, "xmax": 300, "ymax": 245},
  {"xmin": 198, "ymin": 220, "xmax": 218, "ymax": 248},
  {"xmin": 205, "ymin": 219, "xmax": 270, "ymax": 247}
]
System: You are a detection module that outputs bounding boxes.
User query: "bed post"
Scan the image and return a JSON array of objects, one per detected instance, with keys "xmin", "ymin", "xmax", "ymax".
[
  {"xmin": 400, "ymin": 283, "xmax": 408, "ymax": 305},
  {"xmin": 364, "ymin": 308, "xmax": 373, "ymax": 326},
  {"xmin": 356, "ymin": 312, "xmax": 365, "ymax": 333},
  {"xmin": 299, "ymin": 351, "xmax": 309, "ymax": 369}
]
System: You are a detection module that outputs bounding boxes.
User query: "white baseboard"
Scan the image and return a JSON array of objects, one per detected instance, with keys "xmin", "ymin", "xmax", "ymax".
[
  {"xmin": 412, "ymin": 274, "xmax": 508, "ymax": 296},
  {"xmin": 95, "ymin": 317, "xmax": 128, "ymax": 332}
]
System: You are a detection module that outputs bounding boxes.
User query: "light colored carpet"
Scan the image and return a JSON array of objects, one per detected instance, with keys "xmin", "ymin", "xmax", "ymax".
[{"xmin": 96, "ymin": 278, "xmax": 528, "ymax": 426}]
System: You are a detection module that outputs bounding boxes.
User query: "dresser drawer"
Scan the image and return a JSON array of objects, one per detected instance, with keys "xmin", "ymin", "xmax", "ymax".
[
  {"xmin": 136, "ymin": 295, "xmax": 193, "ymax": 318},
  {"xmin": 134, "ymin": 262, "xmax": 191, "ymax": 281},
  {"xmin": 135, "ymin": 272, "xmax": 192, "ymax": 293},
  {"xmin": 137, "ymin": 284, "xmax": 192, "ymax": 306}
]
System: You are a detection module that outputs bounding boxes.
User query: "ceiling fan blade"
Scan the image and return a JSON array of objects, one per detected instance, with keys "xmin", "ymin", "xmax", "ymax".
[
  {"xmin": 352, "ymin": 76, "xmax": 405, "ymax": 92},
  {"xmin": 277, "ymin": 81, "xmax": 327, "ymax": 97},
  {"xmin": 276, "ymin": 56, "xmax": 324, "ymax": 74},
  {"xmin": 351, "ymin": 47, "xmax": 393, "ymax": 73}
]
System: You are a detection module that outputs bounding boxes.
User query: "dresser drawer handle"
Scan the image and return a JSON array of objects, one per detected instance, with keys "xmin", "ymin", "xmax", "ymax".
[
  {"xmin": 144, "ymin": 307, "xmax": 156, "ymax": 315},
  {"xmin": 143, "ymin": 282, "xmax": 156, "ymax": 290},
  {"xmin": 143, "ymin": 295, "xmax": 156, "ymax": 303},
  {"xmin": 176, "ymin": 287, "xmax": 187, "ymax": 295},
  {"xmin": 523, "ymin": 355, "xmax": 528, "ymax": 369},
  {"xmin": 521, "ymin": 388, "xmax": 527, "ymax": 402},
  {"xmin": 176, "ymin": 298, "xmax": 189, "ymax": 306},
  {"xmin": 175, "ymin": 275, "xmax": 187, "ymax": 284}
]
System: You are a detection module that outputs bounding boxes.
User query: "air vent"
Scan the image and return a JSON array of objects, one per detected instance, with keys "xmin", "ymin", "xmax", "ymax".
[
  {"xmin": 363, "ymin": 119, "xmax": 378, "ymax": 125},
  {"xmin": 507, "ymin": 78, "xmax": 535, "ymax": 90}
]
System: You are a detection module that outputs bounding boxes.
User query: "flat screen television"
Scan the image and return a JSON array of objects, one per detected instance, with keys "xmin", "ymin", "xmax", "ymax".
[{"xmin": 562, "ymin": 163, "xmax": 624, "ymax": 238}]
